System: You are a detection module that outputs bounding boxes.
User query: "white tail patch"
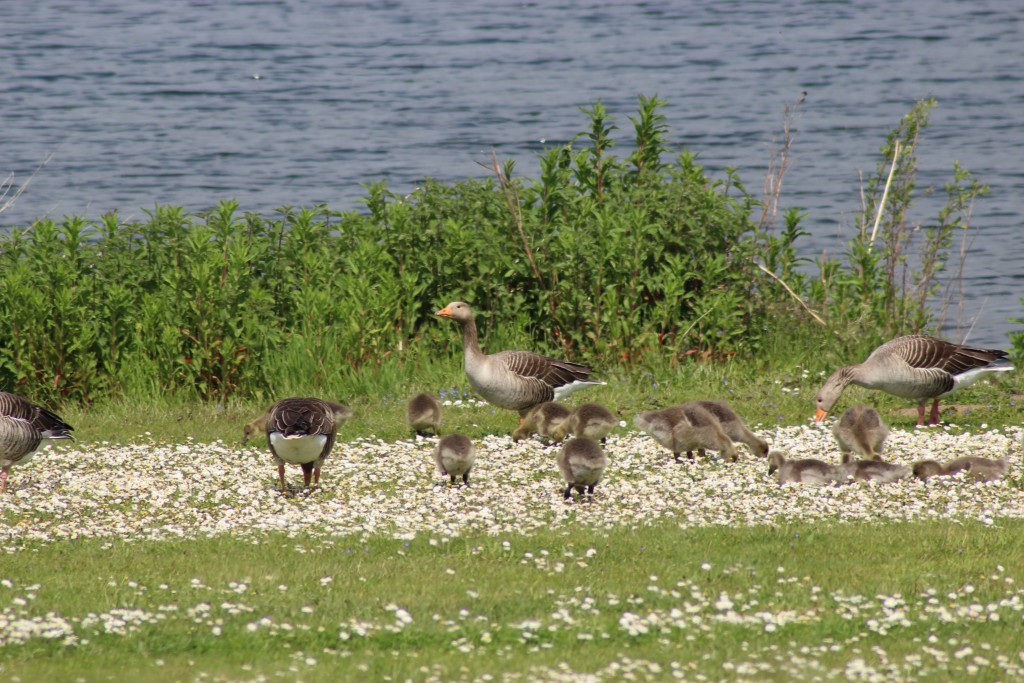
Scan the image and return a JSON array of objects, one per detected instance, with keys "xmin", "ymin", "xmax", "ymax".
[
  {"xmin": 269, "ymin": 433, "xmax": 327, "ymax": 464},
  {"xmin": 552, "ymin": 379, "xmax": 606, "ymax": 402},
  {"xmin": 950, "ymin": 361, "xmax": 1014, "ymax": 393}
]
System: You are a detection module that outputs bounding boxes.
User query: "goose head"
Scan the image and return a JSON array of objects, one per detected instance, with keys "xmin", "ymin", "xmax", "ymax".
[
  {"xmin": 814, "ymin": 367, "xmax": 852, "ymax": 423},
  {"xmin": 436, "ymin": 301, "xmax": 473, "ymax": 323}
]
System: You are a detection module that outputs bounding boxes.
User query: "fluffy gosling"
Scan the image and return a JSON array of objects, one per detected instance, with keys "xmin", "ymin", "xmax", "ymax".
[
  {"xmin": 434, "ymin": 433, "xmax": 476, "ymax": 485},
  {"xmin": 512, "ymin": 401, "xmax": 572, "ymax": 443},
  {"xmin": 557, "ymin": 437, "xmax": 608, "ymax": 500},
  {"xmin": 832, "ymin": 404, "xmax": 889, "ymax": 463},
  {"xmin": 552, "ymin": 402, "xmax": 617, "ymax": 443},
  {"xmin": 407, "ymin": 392, "xmax": 442, "ymax": 437},
  {"xmin": 696, "ymin": 399, "xmax": 769, "ymax": 457},
  {"xmin": 839, "ymin": 459, "xmax": 911, "ymax": 483},
  {"xmin": 634, "ymin": 402, "xmax": 738, "ymax": 462},
  {"xmin": 767, "ymin": 450, "xmax": 845, "ymax": 485},
  {"xmin": 912, "ymin": 456, "xmax": 1009, "ymax": 483}
]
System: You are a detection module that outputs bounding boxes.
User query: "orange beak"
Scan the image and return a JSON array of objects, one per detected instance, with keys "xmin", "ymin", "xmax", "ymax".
[
  {"xmin": 436, "ymin": 306, "xmax": 452, "ymax": 317},
  {"xmin": 814, "ymin": 408, "xmax": 828, "ymax": 424}
]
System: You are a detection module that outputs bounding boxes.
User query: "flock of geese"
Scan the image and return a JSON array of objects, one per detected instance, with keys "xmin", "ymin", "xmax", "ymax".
[{"xmin": 0, "ymin": 301, "xmax": 1015, "ymax": 496}]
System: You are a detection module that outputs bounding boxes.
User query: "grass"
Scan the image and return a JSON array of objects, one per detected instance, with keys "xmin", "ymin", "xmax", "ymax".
[{"xmin": 2, "ymin": 522, "xmax": 1023, "ymax": 681}]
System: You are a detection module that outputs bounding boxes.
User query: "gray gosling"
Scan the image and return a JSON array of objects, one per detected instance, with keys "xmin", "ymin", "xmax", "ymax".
[
  {"xmin": 512, "ymin": 401, "xmax": 572, "ymax": 443},
  {"xmin": 557, "ymin": 437, "xmax": 608, "ymax": 501},
  {"xmin": 634, "ymin": 402, "xmax": 738, "ymax": 463},
  {"xmin": 839, "ymin": 459, "xmax": 911, "ymax": 484},
  {"xmin": 433, "ymin": 434, "xmax": 476, "ymax": 485},
  {"xmin": 833, "ymin": 405, "xmax": 889, "ymax": 463},
  {"xmin": 552, "ymin": 402, "xmax": 617, "ymax": 443},
  {"xmin": 696, "ymin": 399, "xmax": 769, "ymax": 457},
  {"xmin": 407, "ymin": 392, "xmax": 442, "ymax": 437},
  {"xmin": 912, "ymin": 456, "xmax": 1009, "ymax": 483},
  {"xmin": 767, "ymin": 450, "xmax": 846, "ymax": 485}
]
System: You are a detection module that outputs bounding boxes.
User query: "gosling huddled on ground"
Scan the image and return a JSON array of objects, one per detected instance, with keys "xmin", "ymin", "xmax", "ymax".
[
  {"xmin": 512, "ymin": 401, "xmax": 572, "ymax": 443},
  {"xmin": 433, "ymin": 433, "xmax": 476, "ymax": 486},
  {"xmin": 634, "ymin": 402, "xmax": 738, "ymax": 462},
  {"xmin": 557, "ymin": 437, "xmax": 608, "ymax": 501},
  {"xmin": 832, "ymin": 404, "xmax": 889, "ymax": 463},
  {"xmin": 695, "ymin": 399, "xmax": 769, "ymax": 457},
  {"xmin": 767, "ymin": 451, "xmax": 847, "ymax": 485},
  {"xmin": 912, "ymin": 456, "xmax": 1008, "ymax": 483},
  {"xmin": 552, "ymin": 402, "xmax": 617, "ymax": 443},
  {"xmin": 839, "ymin": 459, "xmax": 911, "ymax": 483},
  {"xmin": 407, "ymin": 392, "xmax": 442, "ymax": 437}
]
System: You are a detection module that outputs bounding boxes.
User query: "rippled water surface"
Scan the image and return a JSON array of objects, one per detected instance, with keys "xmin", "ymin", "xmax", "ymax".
[{"xmin": 2, "ymin": 0, "xmax": 1022, "ymax": 345}]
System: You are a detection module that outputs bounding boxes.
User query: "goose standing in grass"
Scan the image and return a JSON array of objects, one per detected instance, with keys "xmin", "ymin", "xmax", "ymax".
[
  {"xmin": 912, "ymin": 456, "xmax": 1009, "ymax": 483},
  {"xmin": 436, "ymin": 301, "xmax": 604, "ymax": 429},
  {"xmin": 407, "ymin": 392, "xmax": 442, "ymax": 437},
  {"xmin": 512, "ymin": 401, "xmax": 572, "ymax": 443},
  {"xmin": 557, "ymin": 437, "xmax": 608, "ymax": 501},
  {"xmin": 634, "ymin": 402, "xmax": 738, "ymax": 463},
  {"xmin": 433, "ymin": 433, "xmax": 476, "ymax": 485},
  {"xmin": 242, "ymin": 398, "xmax": 352, "ymax": 493},
  {"xmin": 0, "ymin": 392, "xmax": 74, "ymax": 492},
  {"xmin": 554, "ymin": 402, "xmax": 617, "ymax": 443},
  {"xmin": 767, "ymin": 451, "xmax": 845, "ymax": 485},
  {"xmin": 832, "ymin": 405, "xmax": 890, "ymax": 463},
  {"xmin": 814, "ymin": 335, "xmax": 1013, "ymax": 426},
  {"xmin": 696, "ymin": 400, "xmax": 769, "ymax": 457},
  {"xmin": 838, "ymin": 459, "xmax": 911, "ymax": 483}
]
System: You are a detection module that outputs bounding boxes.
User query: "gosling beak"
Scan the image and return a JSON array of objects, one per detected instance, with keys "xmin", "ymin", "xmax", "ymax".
[
  {"xmin": 814, "ymin": 408, "xmax": 828, "ymax": 424},
  {"xmin": 436, "ymin": 306, "xmax": 452, "ymax": 317}
]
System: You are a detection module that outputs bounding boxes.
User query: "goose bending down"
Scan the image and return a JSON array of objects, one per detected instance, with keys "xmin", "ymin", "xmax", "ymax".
[
  {"xmin": 554, "ymin": 402, "xmax": 617, "ymax": 443},
  {"xmin": 815, "ymin": 335, "xmax": 1013, "ymax": 426},
  {"xmin": 512, "ymin": 401, "xmax": 572, "ymax": 443},
  {"xmin": 696, "ymin": 400, "xmax": 769, "ymax": 457},
  {"xmin": 912, "ymin": 456, "xmax": 1009, "ymax": 483},
  {"xmin": 433, "ymin": 433, "xmax": 476, "ymax": 485},
  {"xmin": 557, "ymin": 437, "xmax": 608, "ymax": 500},
  {"xmin": 436, "ymin": 302, "xmax": 604, "ymax": 428},
  {"xmin": 407, "ymin": 392, "xmax": 442, "ymax": 437},
  {"xmin": 838, "ymin": 459, "xmax": 911, "ymax": 484},
  {"xmin": 767, "ymin": 451, "xmax": 845, "ymax": 485},
  {"xmin": 832, "ymin": 405, "xmax": 890, "ymax": 463},
  {"xmin": 634, "ymin": 402, "xmax": 738, "ymax": 463},
  {"xmin": 0, "ymin": 392, "xmax": 74, "ymax": 492},
  {"xmin": 242, "ymin": 398, "xmax": 352, "ymax": 492}
]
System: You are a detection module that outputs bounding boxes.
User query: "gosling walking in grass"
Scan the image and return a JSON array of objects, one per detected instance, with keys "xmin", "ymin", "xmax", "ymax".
[
  {"xmin": 433, "ymin": 433, "xmax": 476, "ymax": 485},
  {"xmin": 634, "ymin": 402, "xmax": 738, "ymax": 462},
  {"xmin": 407, "ymin": 392, "xmax": 442, "ymax": 437},
  {"xmin": 832, "ymin": 405, "xmax": 889, "ymax": 463},
  {"xmin": 554, "ymin": 402, "xmax": 617, "ymax": 443},
  {"xmin": 695, "ymin": 399, "xmax": 769, "ymax": 457},
  {"xmin": 912, "ymin": 456, "xmax": 1009, "ymax": 483},
  {"xmin": 512, "ymin": 401, "xmax": 572, "ymax": 444},
  {"xmin": 0, "ymin": 391, "xmax": 74, "ymax": 493},
  {"xmin": 557, "ymin": 437, "xmax": 608, "ymax": 501}
]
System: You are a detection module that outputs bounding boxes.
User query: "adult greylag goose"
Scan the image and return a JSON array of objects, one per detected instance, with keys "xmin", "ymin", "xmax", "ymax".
[
  {"xmin": 242, "ymin": 398, "xmax": 352, "ymax": 492},
  {"xmin": 0, "ymin": 392, "xmax": 74, "ymax": 492},
  {"xmin": 436, "ymin": 302, "xmax": 604, "ymax": 427},
  {"xmin": 912, "ymin": 456, "xmax": 1009, "ymax": 483},
  {"xmin": 832, "ymin": 405, "xmax": 890, "ymax": 463},
  {"xmin": 433, "ymin": 433, "xmax": 476, "ymax": 485},
  {"xmin": 557, "ymin": 437, "xmax": 608, "ymax": 500},
  {"xmin": 407, "ymin": 392, "xmax": 442, "ymax": 437},
  {"xmin": 695, "ymin": 400, "xmax": 769, "ymax": 457},
  {"xmin": 767, "ymin": 451, "xmax": 845, "ymax": 485},
  {"xmin": 634, "ymin": 402, "xmax": 738, "ymax": 463},
  {"xmin": 815, "ymin": 335, "xmax": 1013, "ymax": 426},
  {"xmin": 838, "ymin": 459, "xmax": 911, "ymax": 484},
  {"xmin": 556, "ymin": 402, "xmax": 617, "ymax": 443},
  {"xmin": 512, "ymin": 401, "xmax": 572, "ymax": 443}
]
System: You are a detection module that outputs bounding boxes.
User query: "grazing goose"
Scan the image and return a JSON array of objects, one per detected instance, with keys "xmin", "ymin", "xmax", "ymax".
[
  {"xmin": 0, "ymin": 392, "xmax": 74, "ymax": 492},
  {"xmin": 832, "ymin": 405, "xmax": 890, "ymax": 463},
  {"xmin": 912, "ymin": 456, "xmax": 1009, "ymax": 483},
  {"xmin": 433, "ymin": 433, "xmax": 476, "ymax": 485},
  {"xmin": 767, "ymin": 451, "xmax": 845, "ymax": 485},
  {"xmin": 407, "ymin": 392, "xmax": 442, "ymax": 437},
  {"xmin": 512, "ymin": 401, "xmax": 572, "ymax": 443},
  {"xmin": 634, "ymin": 402, "xmax": 738, "ymax": 463},
  {"xmin": 436, "ymin": 302, "xmax": 604, "ymax": 428},
  {"xmin": 838, "ymin": 459, "xmax": 911, "ymax": 484},
  {"xmin": 554, "ymin": 402, "xmax": 617, "ymax": 443},
  {"xmin": 557, "ymin": 437, "xmax": 608, "ymax": 500},
  {"xmin": 815, "ymin": 335, "xmax": 1013, "ymax": 426},
  {"xmin": 242, "ymin": 398, "xmax": 352, "ymax": 492},
  {"xmin": 696, "ymin": 400, "xmax": 769, "ymax": 457}
]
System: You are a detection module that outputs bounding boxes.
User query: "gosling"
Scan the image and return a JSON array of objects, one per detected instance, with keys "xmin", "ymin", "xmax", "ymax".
[
  {"xmin": 557, "ymin": 437, "xmax": 608, "ymax": 500},
  {"xmin": 433, "ymin": 433, "xmax": 476, "ymax": 485},
  {"xmin": 767, "ymin": 450, "xmax": 845, "ymax": 485},
  {"xmin": 407, "ymin": 392, "xmax": 442, "ymax": 437},
  {"xmin": 552, "ymin": 402, "xmax": 617, "ymax": 443},
  {"xmin": 634, "ymin": 402, "xmax": 738, "ymax": 462},
  {"xmin": 839, "ymin": 459, "xmax": 911, "ymax": 484},
  {"xmin": 912, "ymin": 456, "xmax": 1009, "ymax": 483},
  {"xmin": 832, "ymin": 405, "xmax": 889, "ymax": 463},
  {"xmin": 696, "ymin": 400, "xmax": 769, "ymax": 457},
  {"xmin": 512, "ymin": 401, "xmax": 572, "ymax": 443}
]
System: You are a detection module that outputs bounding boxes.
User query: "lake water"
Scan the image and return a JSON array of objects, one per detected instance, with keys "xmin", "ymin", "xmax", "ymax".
[{"xmin": 2, "ymin": 0, "xmax": 1022, "ymax": 347}]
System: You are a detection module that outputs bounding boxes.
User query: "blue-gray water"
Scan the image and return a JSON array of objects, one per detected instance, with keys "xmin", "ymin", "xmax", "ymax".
[{"xmin": 3, "ymin": 0, "xmax": 1022, "ymax": 347}]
